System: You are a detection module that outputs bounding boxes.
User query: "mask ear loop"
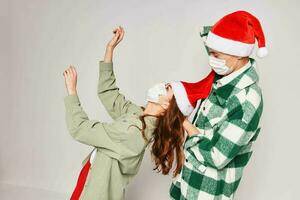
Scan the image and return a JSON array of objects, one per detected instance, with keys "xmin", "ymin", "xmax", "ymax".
[
  {"xmin": 158, "ymin": 95, "xmax": 170, "ymax": 110},
  {"xmin": 158, "ymin": 83, "xmax": 171, "ymax": 111}
]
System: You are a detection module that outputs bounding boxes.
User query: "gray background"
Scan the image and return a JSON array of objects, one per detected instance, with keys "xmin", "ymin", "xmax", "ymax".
[{"xmin": 1, "ymin": 0, "xmax": 299, "ymax": 199}]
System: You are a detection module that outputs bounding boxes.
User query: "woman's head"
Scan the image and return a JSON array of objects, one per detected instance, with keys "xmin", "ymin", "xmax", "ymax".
[
  {"xmin": 141, "ymin": 83, "xmax": 185, "ymax": 177},
  {"xmin": 144, "ymin": 74, "xmax": 216, "ymax": 176},
  {"xmin": 145, "ymin": 82, "xmax": 174, "ymax": 116},
  {"xmin": 142, "ymin": 76, "xmax": 215, "ymax": 177},
  {"xmin": 150, "ymin": 93, "xmax": 186, "ymax": 177}
]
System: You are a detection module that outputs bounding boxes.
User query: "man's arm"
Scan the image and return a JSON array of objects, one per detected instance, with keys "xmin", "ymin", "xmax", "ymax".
[{"xmin": 184, "ymin": 88, "xmax": 263, "ymax": 170}]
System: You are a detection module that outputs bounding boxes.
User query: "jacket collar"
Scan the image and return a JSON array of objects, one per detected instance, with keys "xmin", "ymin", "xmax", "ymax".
[{"xmin": 212, "ymin": 57, "xmax": 259, "ymax": 106}]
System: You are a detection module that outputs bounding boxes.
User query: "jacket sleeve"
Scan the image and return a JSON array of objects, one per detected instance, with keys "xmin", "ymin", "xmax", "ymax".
[
  {"xmin": 64, "ymin": 93, "xmax": 145, "ymax": 161},
  {"xmin": 184, "ymin": 88, "xmax": 263, "ymax": 170},
  {"xmin": 64, "ymin": 94, "xmax": 125, "ymax": 156},
  {"xmin": 97, "ymin": 61, "xmax": 141, "ymax": 120}
]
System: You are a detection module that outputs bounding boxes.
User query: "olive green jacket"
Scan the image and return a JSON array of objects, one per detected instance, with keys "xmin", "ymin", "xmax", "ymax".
[{"xmin": 64, "ymin": 61, "xmax": 158, "ymax": 200}]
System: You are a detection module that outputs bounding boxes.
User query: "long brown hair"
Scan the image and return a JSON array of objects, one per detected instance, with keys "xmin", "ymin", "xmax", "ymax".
[{"xmin": 137, "ymin": 95, "xmax": 186, "ymax": 177}]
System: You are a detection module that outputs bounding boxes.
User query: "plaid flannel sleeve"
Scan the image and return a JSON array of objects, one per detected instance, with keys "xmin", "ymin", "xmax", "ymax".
[{"xmin": 184, "ymin": 89, "xmax": 263, "ymax": 170}]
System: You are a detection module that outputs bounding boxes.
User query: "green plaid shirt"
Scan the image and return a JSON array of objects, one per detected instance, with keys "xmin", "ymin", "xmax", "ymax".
[{"xmin": 169, "ymin": 58, "xmax": 263, "ymax": 200}]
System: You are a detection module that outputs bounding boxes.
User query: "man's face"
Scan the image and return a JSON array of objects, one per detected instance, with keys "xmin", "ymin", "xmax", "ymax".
[{"xmin": 208, "ymin": 48, "xmax": 242, "ymax": 71}]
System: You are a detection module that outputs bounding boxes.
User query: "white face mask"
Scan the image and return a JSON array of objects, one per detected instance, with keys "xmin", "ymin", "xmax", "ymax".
[
  {"xmin": 146, "ymin": 82, "xmax": 168, "ymax": 103},
  {"xmin": 208, "ymin": 55, "xmax": 233, "ymax": 75}
]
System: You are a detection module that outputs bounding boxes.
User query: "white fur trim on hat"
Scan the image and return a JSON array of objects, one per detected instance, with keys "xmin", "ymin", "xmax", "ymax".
[
  {"xmin": 169, "ymin": 81, "xmax": 194, "ymax": 116},
  {"xmin": 256, "ymin": 47, "xmax": 268, "ymax": 58},
  {"xmin": 205, "ymin": 31, "xmax": 255, "ymax": 57}
]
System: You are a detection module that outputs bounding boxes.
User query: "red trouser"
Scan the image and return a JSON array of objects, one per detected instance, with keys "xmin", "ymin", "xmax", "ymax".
[{"xmin": 70, "ymin": 159, "xmax": 91, "ymax": 200}]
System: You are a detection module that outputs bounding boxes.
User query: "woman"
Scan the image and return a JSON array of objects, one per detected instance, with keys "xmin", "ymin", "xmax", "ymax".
[{"xmin": 63, "ymin": 26, "xmax": 189, "ymax": 200}]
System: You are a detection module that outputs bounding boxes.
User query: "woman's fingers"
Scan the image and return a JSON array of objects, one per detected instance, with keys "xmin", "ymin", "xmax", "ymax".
[
  {"xmin": 116, "ymin": 26, "xmax": 124, "ymax": 44},
  {"xmin": 65, "ymin": 66, "xmax": 71, "ymax": 76},
  {"xmin": 106, "ymin": 25, "xmax": 125, "ymax": 49},
  {"xmin": 63, "ymin": 68, "xmax": 69, "ymax": 77},
  {"xmin": 113, "ymin": 26, "xmax": 121, "ymax": 33},
  {"xmin": 63, "ymin": 65, "xmax": 76, "ymax": 79},
  {"xmin": 109, "ymin": 26, "xmax": 124, "ymax": 47},
  {"xmin": 63, "ymin": 65, "xmax": 78, "ymax": 95},
  {"xmin": 109, "ymin": 28, "xmax": 120, "ymax": 46},
  {"xmin": 70, "ymin": 65, "xmax": 77, "ymax": 76},
  {"xmin": 118, "ymin": 26, "xmax": 124, "ymax": 37}
]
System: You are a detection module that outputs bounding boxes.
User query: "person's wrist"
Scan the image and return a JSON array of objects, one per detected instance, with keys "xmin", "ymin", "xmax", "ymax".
[
  {"xmin": 68, "ymin": 89, "xmax": 77, "ymax": 96},
  {"xmin": 106, "ymin": 45, "xmax": 114, "ymax": 52},
  {"xmin": 183, "ymin": 118, "xmax": 189, "ymax": 127}
]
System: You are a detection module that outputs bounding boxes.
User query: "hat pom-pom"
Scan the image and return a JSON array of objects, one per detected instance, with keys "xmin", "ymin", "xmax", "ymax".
[{"xmin": 257, "ymin": 47, "xmax": 268, "ymax": 58}]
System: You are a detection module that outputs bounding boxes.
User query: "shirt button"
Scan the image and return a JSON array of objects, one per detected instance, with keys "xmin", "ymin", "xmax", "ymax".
[
  {"xmin": 203, "ymin": 106, "xmax": 205, "ymax": 111},
  {"xmin": 185, "ymin": 158, "xmax": 188, "ymax": 162}
]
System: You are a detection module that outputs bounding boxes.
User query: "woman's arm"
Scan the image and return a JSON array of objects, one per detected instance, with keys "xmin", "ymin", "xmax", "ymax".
[
  {"xmin": 64, "ymin": 93, "xmax": 147, "ymax": 160},
  {"xmin": 97, "ymin": 26, "xmax": 141, "ymax": 120},
  {"xmin": 64, "ymin": 93, "xmax": 121, "ymax": 152},
  {"xmin": 62, "ymin": 55, "xmax": 126, "ymax": 158},
  {"xmin": 62, "ymin": 40, "xmax": 145, "ymax": 162},
  {"xmin": 97, "ymin": 55, "xmax": 141, "ymax": 120}
]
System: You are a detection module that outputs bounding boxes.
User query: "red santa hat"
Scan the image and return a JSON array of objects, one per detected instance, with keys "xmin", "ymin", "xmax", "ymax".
[
  {"xmin": 205, "ymin": 10, "xmax": 268, "ymax": 58},
  {"xmin": 170, "ymin": 70, "xmax": 216, "ymax": 116}
]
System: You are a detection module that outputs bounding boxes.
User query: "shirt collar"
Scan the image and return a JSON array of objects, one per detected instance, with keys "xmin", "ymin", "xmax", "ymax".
[
  {"xmin": 212, "ymin": 57, "xmax": 259, "ymax": 106},
  {"xmin": 215, "ymin": 59, "xmax": 252, "ymax": 88}
]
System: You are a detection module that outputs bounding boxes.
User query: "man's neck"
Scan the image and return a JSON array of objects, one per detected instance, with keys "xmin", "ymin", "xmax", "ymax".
[{"xmin": 233, "ymin": 57, "xmax": 249, "ymax": 72}]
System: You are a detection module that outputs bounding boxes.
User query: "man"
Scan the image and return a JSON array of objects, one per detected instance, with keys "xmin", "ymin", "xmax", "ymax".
[{"xmin": 169, "ymin": 10, "xmax": 266, "ymax": 199}]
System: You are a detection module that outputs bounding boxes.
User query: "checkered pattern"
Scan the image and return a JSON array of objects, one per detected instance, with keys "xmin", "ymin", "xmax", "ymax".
[{"xmin": 169, "ymin": 58, "xmax": 263, "ymax": 200}]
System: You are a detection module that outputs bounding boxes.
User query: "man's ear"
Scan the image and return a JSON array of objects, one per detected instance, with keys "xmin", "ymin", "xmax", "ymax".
[{"xmin": 200, "ymin": 25, "xmax": 213, "ymax": 55}]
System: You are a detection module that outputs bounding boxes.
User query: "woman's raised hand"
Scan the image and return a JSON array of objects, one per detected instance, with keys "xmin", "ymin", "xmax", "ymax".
[
  {"xmin": 107, "ymin": 25, "xmax": 124, "ymax": 50},
  {"xmin": 103, "ymin": 26, "xmax": 124, "ymax": 63},
  {"xmin": 63, "ymin": 65, "xmax": 77, "ymax": 95}
]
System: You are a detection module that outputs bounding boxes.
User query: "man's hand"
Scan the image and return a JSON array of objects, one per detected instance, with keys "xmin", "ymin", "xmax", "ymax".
[
  {"xmin": 183, "ymin": 118, "xmax": 200, "ymax": 137},
  {"xmin": 63, "ymin": 65, "xmax": 77, "ymax": 95}
]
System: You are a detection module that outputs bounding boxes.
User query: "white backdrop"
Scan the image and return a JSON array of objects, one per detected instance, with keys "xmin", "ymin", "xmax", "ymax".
[{"xmin": 1, "ymin": 0, "xmax": 300, "ymax": 199}]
